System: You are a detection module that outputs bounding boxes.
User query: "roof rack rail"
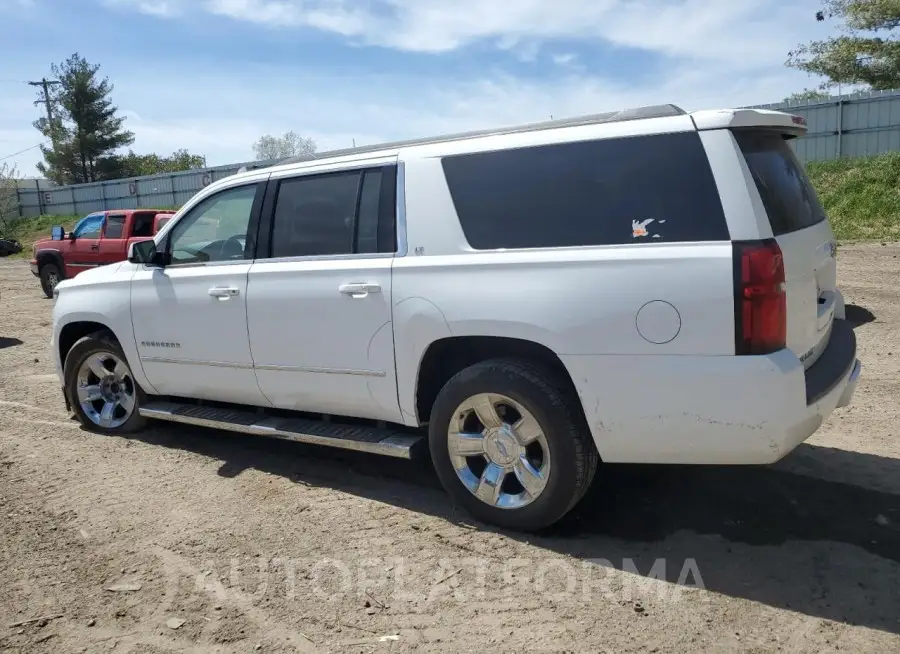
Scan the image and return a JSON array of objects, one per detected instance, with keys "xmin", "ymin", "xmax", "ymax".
[{"xmin": 275, "ymin": 103, "xmax": 685, "ymax": 166}]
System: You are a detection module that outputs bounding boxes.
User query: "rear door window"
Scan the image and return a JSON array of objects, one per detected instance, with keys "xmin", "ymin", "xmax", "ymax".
[
  {"xmin": 265, "ymin": 166, "xmax": 397, "ymax": 258},
  {"xmin": 441, "ymin": 131, "xmax": 729, "ymax": 250},
  {"xmin": 131, "ymin": 212, "xmax": 156, "ymax": 237},
  {"xmin": 733, "ymin": 130, "xmax": 826, "ymax": 236},
  {"xmin": 104, "ymin": 214, "xmax": 126, "ymax": 239},
  {"xmin": 270, "ymin": 171, "xmax": 360, "ymax": 258}
]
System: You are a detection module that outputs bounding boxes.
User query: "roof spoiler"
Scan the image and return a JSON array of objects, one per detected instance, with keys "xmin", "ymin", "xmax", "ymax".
[{"xmin": 691, "ymin": 108, "xmax": 808, "ymax": 137}]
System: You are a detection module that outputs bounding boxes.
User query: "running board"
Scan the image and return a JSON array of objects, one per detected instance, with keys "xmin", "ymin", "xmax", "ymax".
[{"xmin": 138, "ymin": 402, "xmax": 423, "ymax": 459}]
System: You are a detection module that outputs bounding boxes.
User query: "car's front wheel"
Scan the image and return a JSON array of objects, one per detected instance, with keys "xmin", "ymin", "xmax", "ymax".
[
  {"xmin": 429, "ymin": 358, "xmax": 598, "ymax": 531},
  {"xmin": 40, "ymin": 263, "xmax": 62, "ymax": 298},
  {"xmin": 64, "ymin": 331, "xmax": 148, "ymax": 434}
]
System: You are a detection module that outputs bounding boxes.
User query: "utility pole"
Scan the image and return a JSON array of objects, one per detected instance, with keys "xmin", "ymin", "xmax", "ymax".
[{"xmin": 29, "ymin": 77, "xmax": 61, "ymax": 143}]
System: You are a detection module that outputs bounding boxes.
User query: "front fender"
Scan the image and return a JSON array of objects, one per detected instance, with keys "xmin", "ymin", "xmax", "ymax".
[
  {"xmin": 35, "ymin": 248, "xmax": 66, "ymax": 275},
  {"xmin": 51, "ymin": 268, "xmax": 158, "ymax": 395}
]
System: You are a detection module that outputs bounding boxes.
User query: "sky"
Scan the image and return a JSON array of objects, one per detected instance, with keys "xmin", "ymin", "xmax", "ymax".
[{"xmin": 1, "ymin": 0, "xmax": 837, "ymax": 177}]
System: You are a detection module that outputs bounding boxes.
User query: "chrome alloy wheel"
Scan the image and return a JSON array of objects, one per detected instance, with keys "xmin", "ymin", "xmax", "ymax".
[
  {"xmin": 76, "ymin": 352, "xmax": 137, "ymax": 429},
  {"xmin": 447, "ymin": 393, "xmax": 551, "ymax": 510}
]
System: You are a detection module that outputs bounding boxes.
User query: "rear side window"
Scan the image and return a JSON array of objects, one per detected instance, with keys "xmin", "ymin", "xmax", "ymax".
[
  {"xmin": 267, "ymin": 166, "xmax": 396, "ymax": 258},
  {"xmin": 733, "ymin": 130, "xmax": 826, "ymax": 236},
  {"xmin": 131, "ymin": 212, "xmax": 156, "ymax": 237},
  {"xmin": 104, "ymin": 214, "xmax": 126, "ymax": 239},
  {"xmin": 441, "ymin": 132, "xmax": 728, "ymax": 250},
  {"xmin": 271, "ymin": 171, "xmax": 360, "ymax": 258}
]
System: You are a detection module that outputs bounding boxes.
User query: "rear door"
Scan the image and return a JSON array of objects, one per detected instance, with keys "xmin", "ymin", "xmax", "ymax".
[
  {"xmin": 246, "ymin": 162, "xmax": 402, "ymax": 423},
  {"xmin": 733, "ymin": 130, "xmax": 837, "ymax": 368},
  {"xmin": 98, "ymin": 213, "xmax": 129, "ymax": 264}
]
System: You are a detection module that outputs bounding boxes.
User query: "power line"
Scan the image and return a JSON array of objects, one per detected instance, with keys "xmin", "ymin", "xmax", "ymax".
[{"xmin": 0, "ymin": 142, "xmax": 49, "ymax": 163}]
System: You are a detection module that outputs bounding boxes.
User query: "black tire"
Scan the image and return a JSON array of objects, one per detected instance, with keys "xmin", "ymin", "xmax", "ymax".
[
  {"xmin": 64, "ymin": 330, "xmax": 148, "ymax": 435},
  {"xmin": 428, "ymin": 358, "xmax": 598, "ymax": 531},
  {"xmin": 40, "ymin": 263, "xmax": 62, "ymax": 298}
]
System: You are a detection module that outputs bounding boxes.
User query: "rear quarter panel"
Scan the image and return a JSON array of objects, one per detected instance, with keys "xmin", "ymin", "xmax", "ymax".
[{"xmin": 392, "ymin": 156, "xmax": 736, "ymax": 423}]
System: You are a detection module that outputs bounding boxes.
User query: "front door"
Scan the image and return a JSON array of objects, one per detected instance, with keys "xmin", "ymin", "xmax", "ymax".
[
  {"xmin": 66, "ymin": 213, "xmax": 104, "ymax": 277},
  {"xmin": 131, "ymin": 182, "xmax": 271, "ymax": 406},
  {"xmin": 246, "ymin": 164, "xmax": 402, "ymax": 423}
]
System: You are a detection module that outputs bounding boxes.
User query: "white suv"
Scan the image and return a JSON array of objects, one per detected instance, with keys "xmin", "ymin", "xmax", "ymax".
[{"xmin": 51, "ymin": 104, "xmax": 861, "ymax": 530}]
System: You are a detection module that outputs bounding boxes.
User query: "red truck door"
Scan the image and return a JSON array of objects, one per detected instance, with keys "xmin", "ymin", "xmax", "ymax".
[
  {"xmin": 66, "ymin": 214, "xmax": 105, "ymax": 276},
  {"xmin": 97, "ymin": 213, "xmax": 130, "ymax": 264}
]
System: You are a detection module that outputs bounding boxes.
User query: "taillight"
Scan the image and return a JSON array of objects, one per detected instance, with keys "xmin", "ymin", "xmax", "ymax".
[{"xmin": 733, "ymin": 239, "xmax": 786, "ymax": 355}]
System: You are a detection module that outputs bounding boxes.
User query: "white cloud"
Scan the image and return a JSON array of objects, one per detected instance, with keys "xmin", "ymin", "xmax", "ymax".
[
  {"xmin": 104, "ymin": 0, "xmax": 179, "ymax": 16},
  {"xmin": 1, "ymin": 59, "xmax": 818, "ymax": 176},
  {"xmin": 106, "ymin": 0, "xmax": 829, "ymax": 67},
  {"xmin": 3, "ymin": 56, "xmax": 814, "ymax": 175},
  {"xmin": 3, "ymin": 0, "xmax": 831, "ymax": 177}
]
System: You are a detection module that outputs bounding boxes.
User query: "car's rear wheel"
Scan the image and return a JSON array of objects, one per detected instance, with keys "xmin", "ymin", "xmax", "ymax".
[
  {"xmin": 40, "ymin": 263, "xmax": 62, "ymax": 298},
  {"xmin": 429, "ymin": 358, "xmax": 598, "ymax": 531},
  {"xmin": 64, "ymin": 331, "xmax": 148, "ymax": 434}
]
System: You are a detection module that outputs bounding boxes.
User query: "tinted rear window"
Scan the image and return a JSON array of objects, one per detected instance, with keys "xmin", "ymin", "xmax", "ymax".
[
  {"xmin": 104, "ymin": 215, "xmax": 126, "ymax": 239},
  {"xmin": 441, "ymin": 131, "xmax": 728, "ymax": 250},
  {"xmin": 733, "ymin": 130, "xmax": 826, "ymax": 236}
]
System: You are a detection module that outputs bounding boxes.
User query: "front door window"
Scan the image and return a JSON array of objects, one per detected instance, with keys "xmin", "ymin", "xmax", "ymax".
[{"xmin": 167, "ymin": 185, "xmax": 257, "ymax": 265}]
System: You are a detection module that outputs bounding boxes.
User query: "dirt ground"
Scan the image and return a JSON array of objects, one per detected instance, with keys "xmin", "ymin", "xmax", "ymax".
[{"xmin": 1, "ymin": 244, "xmax": 898, "ymax": 653}]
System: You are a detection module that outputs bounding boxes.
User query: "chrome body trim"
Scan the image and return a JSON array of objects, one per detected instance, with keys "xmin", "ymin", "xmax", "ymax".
[{"xmin": 140, "ymin": 357, "xmax": 384, "ymax": 377}]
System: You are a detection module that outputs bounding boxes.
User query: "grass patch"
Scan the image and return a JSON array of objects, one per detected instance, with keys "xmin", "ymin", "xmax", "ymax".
[
  {"xmin": 806, "ymin": 152, "xmax": 900, "ymax": 242},
  {"xmin": 1, "ymin": 215, "xmax": 80, "ymax": 258}
]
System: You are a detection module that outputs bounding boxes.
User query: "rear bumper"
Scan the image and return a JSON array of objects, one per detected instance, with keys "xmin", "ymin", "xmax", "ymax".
[
  {"xmin": 804, "ymin": 318, "xmax": 856, "ymax": 405},
  {"xmin": 561, "ymin": 319, "xmax": 861, "ymax": 465},
  {"xmin": 837, "ymin": 359, "xmax": 861, "ymax": 409}
]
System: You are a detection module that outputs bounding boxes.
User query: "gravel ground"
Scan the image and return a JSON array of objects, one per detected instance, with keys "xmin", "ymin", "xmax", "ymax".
[{"xmin": 1, "ymin": 245, "xmax": 899, "ymax": 653}]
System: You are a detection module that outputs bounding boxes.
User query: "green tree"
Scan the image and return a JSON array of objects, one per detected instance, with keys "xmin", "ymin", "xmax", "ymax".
[
  {"xmin": 34, "ymin": 53, "xmax": 134, "ymax": 184},
  {"xmin": 787, "ymin": 1, "xmax": 900, "ymax": 90},
  {"xmin": 0, "ymin": 163, "xmax": 20, "ymax": 235},
  {"xmin": 115, "ymin": 149, "xmax": 207, "ymax": 177},
  {"xmin": 252, "ymin": 131, "xmax": 317, "ymax": 160},
  {"xmin": 783, "ymin": 88, "xmax": 831, "ymax": 103}
]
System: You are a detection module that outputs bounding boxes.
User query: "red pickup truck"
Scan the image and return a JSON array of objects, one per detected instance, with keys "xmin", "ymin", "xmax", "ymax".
[{"xmin": 31, "ymin": 209, "xmax": 175, "ymax": 297}]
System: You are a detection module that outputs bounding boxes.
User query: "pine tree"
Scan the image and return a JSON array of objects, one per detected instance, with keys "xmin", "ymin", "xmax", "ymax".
[
  {"xmin": 34, "ymin": 53, "xmax": 134, "ymax": 184},
  {"xmin": 788, "ymin": 1, "xmax": 900, "ymax": 90}
]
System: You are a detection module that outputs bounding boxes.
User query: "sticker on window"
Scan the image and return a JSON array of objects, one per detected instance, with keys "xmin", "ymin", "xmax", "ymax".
[{"xmin": 632, "ymin": 218, "xmax": 654, "ymax": 238}]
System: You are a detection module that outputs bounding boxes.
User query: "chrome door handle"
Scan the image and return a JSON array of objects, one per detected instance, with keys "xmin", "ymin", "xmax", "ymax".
[
  {"xmin": 339, "ymin": 282, "xmax": 381, "ymax": 298},
  {"xmin": 209, "ymin": 287, "xmax": 240, "ymax": 298}
]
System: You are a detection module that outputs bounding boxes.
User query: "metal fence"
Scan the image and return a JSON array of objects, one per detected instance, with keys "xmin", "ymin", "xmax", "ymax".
[
  {"xmin": 750, "ymin": 88, "xmax": 900, "ymax": 163},
  {"xmin": 12, "ymin": 159, "xmax": 276, "ymax": 219},
  {"xmin": 12, "ymin": 88, "xmax": 900, "ymax": 219}
]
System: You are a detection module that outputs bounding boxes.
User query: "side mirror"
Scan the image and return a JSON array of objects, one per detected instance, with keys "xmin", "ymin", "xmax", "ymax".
[
  {"xmin": 128, "ymin": 239, "xmax": 168, "ymax": 266},
  {"xmin": 50, "ymin": 225, "xmax": 64, "ymax": 241}
]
